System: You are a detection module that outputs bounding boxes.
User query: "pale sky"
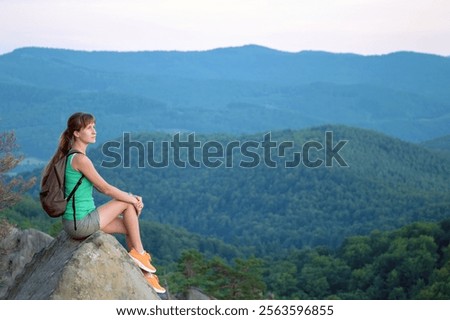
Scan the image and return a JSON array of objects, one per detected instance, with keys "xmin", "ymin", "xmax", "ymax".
[{"xmin": 0, "ymin": 0, "xmax": 449, "ymax": 55}]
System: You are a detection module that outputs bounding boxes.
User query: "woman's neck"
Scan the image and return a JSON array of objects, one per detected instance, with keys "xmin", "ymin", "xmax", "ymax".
[{"xmin": 71, "ymin": 141, "xmax": 87, "ymax": 154}]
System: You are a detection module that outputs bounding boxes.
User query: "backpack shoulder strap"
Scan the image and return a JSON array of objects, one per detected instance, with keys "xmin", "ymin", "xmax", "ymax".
[
  {"xmin": 64, "ymin": 149, "xmax": 85, "ymax": 201},
  {"xmin": 67, "ymin": 149, "xmax": 84, "ymax": 157},
  {"xmin": 65, "ymin": 174, "xmax": 84, "ymax": 201}
]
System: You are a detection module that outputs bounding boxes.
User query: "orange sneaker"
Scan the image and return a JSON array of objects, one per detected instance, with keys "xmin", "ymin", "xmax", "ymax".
[
  {"xmin": 144, "ymin": 272, "xmax": 166, "ymax": 294},
  {"xmin": 129, "ymin": 249, "xmax": 156, "ymax": 273}
]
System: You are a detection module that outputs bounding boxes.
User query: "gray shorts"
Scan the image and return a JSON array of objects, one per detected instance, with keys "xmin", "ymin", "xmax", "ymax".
[{"xmin": 63, "ymin": 209, "xmax": 100, "ymax": 240}]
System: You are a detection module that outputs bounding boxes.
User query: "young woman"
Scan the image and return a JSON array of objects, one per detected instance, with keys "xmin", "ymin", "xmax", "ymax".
[{"xmin": 41, "ymin": 112, "xmax": 165, "ymax": 294}]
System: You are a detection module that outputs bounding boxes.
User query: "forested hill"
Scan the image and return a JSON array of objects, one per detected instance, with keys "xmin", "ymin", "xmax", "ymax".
[
  {"xmin": 1, "ymin": 45, "xmax": 450, "ymax": 160},
  {"xmin": 82, "ymin": 125, "xmax": 450, "ymax": 256},
  {"xmin": 421, "ymin": 134, "xmax": 450, "ymax": 153}
]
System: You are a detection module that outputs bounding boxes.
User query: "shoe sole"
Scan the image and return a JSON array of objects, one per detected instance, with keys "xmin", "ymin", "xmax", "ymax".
[
  {"xmin": 152, "ymin": 287, "xmax": 166, "ymax": 294},
  {"xmin": 130, "ymin": 255, "xmax": 156, "ymax": 273}
]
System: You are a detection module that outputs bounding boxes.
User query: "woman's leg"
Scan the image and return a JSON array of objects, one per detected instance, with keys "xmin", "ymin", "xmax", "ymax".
[{"xmin": 97, "ymin": 199, "xmax": 144, "ymax": 253}]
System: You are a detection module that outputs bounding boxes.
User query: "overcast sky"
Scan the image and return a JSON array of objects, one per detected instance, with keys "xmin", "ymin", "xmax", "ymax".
[{"xmin": 1, "ymin": 0, "xmax": 449, "ymax": 56}]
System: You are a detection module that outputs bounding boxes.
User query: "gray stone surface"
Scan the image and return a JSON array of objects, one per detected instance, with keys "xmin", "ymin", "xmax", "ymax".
[
  {"xmin": 0, "ymin": 224, "xmax": 53, "ymax": 298},
  {"xmin": 4, "ymin": 230, "xmax": 160, "ymax": 300},
  {"xmin": 186, "ymin": 287, "xmax": 216, "ymax": 300}
]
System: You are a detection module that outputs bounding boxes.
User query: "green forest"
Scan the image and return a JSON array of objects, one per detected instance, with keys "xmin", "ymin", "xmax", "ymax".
[
  {"xmin": 3, "ymin": 199, "xmax": 450, "ymax": 299},
  {"xmin": 166, "ymin": 218, "xmax": 450, "ymax": 299},
  {"xmin": 91, "ymin": 126, "xmax": 450, "ymax": 254},
  {"xmin": 2, "ymin": 125, "xmax": 450, "ymax": 299}
]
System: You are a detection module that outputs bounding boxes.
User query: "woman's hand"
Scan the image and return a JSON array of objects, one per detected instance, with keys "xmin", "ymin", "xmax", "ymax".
[{"xmin": 133, "ymin": 195, "xmax": 144, "ymax": 216}]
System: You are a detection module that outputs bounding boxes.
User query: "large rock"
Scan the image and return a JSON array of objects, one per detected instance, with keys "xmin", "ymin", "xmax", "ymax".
[
  {"xmin": 185, "ymin": 287, "xmax": 216, "ymax": 300},
  {"xmin": 0, "ymin": 222, "xmax": 53, "ymax": 298},
  {"xmin": 4, "ymin": 230, "xmax": 160, "ymax": 300}
]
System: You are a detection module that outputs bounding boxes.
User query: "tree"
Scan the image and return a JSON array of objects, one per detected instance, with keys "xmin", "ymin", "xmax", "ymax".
[
  {"xmin": 226, "ymin": 257, "xmax": 266, "ymax": 299},
  {"xmin": 418, "ymin": 263, "xmax": 450, "ymax": 299},
  {"xmin": 172, "ymin": 249, "xmax": 208, "ymax": 294},
  {"xmin": 265, "ymin": 260, "xmax": 298, "ymax": 298},
  {"xmin": 299, "ymin": 251, "xmax": 351, "ymax": 299},
  {"xmin": 340, "ymin": 236, "xmax": 373, "ymax": 269},
  {"xmin": 0, "ymin": 131, "xmax": 35, "ymax": 210}
]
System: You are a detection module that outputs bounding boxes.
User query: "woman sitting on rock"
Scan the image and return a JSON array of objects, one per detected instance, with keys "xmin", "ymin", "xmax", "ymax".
[{"xmin": 41, "ymin": 112, "xmax": 165, "ymax": 294}]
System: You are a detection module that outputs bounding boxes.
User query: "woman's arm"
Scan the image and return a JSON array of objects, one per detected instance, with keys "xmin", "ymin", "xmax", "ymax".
[{"xmin": 72, "ymin": 154, "xmax": 139, "ymax": 206}]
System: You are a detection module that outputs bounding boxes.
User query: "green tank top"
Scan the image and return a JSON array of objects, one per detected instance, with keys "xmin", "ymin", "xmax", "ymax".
[{"xmin": 63, "ymin": 153, "xmax": 96, "ymax": 220}]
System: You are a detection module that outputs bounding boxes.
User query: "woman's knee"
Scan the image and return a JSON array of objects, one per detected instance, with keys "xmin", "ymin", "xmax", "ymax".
[
  {"xmin": 97, "ymin": 200, "xmax": 130, "ymax": 227},
  {"xmin": 124, "ymin": 202, "xmax": 138, "ymax": 215}
]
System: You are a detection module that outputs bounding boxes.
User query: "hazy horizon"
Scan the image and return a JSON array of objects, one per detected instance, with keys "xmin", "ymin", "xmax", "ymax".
[
  {"xmin": 2, "ymin": 43, "xmax": 450, "ymax": 58},
  {"xmin": 1, "ymin": 0, "xmax": 449, "ymax": 56}
]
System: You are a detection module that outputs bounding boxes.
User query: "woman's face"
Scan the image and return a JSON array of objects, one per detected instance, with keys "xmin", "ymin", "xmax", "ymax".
[{"xmin": 75, "ymin": 122, "xmax": 96, "ymax": 144}]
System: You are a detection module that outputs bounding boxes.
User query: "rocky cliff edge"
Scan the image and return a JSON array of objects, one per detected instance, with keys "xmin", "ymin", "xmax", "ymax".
[{"xmin": 3, "ymin": 229, "xmax": 160, "ymax": 300}]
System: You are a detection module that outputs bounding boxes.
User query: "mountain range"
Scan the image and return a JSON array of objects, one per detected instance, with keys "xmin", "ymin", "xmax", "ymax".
[{"xmin": 1, "ymin": 45, "xmax": 450, "ymax": 161}]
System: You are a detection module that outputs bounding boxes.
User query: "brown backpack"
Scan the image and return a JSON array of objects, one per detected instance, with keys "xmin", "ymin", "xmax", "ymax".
[{"xmin": 40, "ymin": 150, "xmax": 84, "ymax": 226}]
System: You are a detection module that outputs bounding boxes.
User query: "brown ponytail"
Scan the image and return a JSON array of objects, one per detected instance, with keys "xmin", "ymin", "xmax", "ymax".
[{"xmin": 41, "ymin": 112, "xmax": 95, "ymax": 187}]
